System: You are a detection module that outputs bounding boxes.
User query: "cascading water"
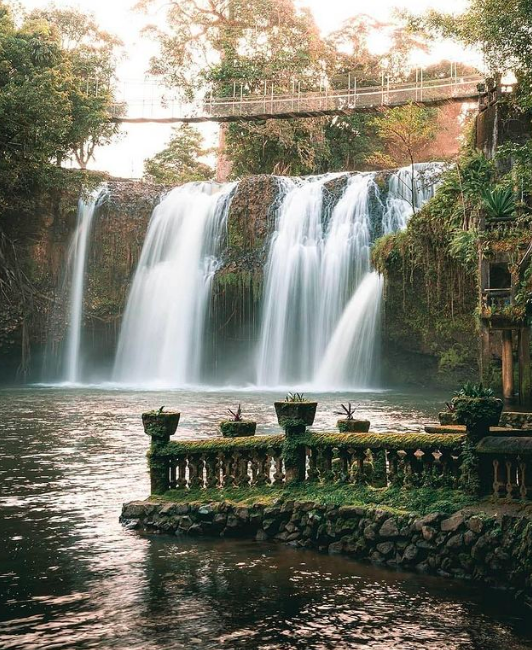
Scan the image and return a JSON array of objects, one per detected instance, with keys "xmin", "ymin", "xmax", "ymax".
[
  {"xmin": 63, "ymin": 187, "xmax": 105, "ymax": 383},
  {"xmin": 113, "ymin": 182, "xmax": 235, "ymax": 388},
  {"xmin": 256, "ymin": 163, "xmax": 440, "ymax": 389}
]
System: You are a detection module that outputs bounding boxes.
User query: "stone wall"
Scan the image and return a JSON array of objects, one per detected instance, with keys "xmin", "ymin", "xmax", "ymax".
[{"xmin": 121, "ymin": 498, "xmax": 532, "ymax": 604}]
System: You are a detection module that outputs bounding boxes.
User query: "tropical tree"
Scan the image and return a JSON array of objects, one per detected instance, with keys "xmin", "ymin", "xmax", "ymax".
[
  {"xmin": 143, "ymin": 125, "xmax": 214, "ymax": 184},
  {"xmin": 410, "ymin": 0, "xmax": 532, "ymax": 107},
  {"xmin": 368, "ymin": 103, "xmax": 438, "ymax": 209},
  {"xmin": 27, "ymin": 6, "xmax": 122, "ymax": 168}
]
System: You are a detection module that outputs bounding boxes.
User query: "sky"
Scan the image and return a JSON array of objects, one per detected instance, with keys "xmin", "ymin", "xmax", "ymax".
[{"xmin": 18, "ymin": 0, "xmax": 478, "ymax": 178}]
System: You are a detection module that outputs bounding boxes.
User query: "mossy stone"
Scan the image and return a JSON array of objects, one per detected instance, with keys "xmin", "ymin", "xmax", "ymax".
[
  {"xmin": 274, "ymin": 401, "xmax": 317, "ymax": 429},
  {"xmin": 219, "ymin": 420, "xmax": 257, "ymax": 438},
  {"xmin": 142, "ymin": 411, "xmax": 180, "ymax": 441},
  {"xmin": 337, "ymin": 419, "xmax": 370, "ymax": 433}
]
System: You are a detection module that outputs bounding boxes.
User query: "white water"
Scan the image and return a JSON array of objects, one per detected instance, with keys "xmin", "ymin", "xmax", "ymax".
[
  {"xmin": 256, "ymin": 163, "xmax": 439, "ymax": 389},
  {"xmin": 63, "ymin": 188, "xmax": 103, "ymax": 383},
  {"xmin": 112, "ymin": 182, "xmax": 235, "ymax": 388},
  {"xmin": 315, "ymin": 272, "xmax": 383, "ymax": 390}
]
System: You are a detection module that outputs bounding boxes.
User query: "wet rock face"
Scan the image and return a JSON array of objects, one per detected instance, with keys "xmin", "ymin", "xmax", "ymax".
[
  {"xmin": 121, "ymin": 499, "xmax": 532, "ymax": 602},
  {"xmin": 0, "ymin": 176, "xmax": 163, "ymax": 381}
]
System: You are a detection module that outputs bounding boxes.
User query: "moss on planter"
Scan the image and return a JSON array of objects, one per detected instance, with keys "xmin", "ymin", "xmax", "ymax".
[
  {"xmin": 337, "ymin": 419, "xmax": 370, "ymax": 433},
  {"xmin": 219, "ymin": 420, "xmax": 257, "ymax": 438}
]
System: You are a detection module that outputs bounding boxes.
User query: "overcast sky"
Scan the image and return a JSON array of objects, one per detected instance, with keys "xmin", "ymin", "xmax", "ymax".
[{"xmin": 18, "ymin": 0, "xmax": 478, "ymax": 178}]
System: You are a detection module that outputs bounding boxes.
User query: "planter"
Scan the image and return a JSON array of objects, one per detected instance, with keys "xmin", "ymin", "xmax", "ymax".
[
  {"xmin": 142, "ymin": 410, "xmax": 180, "ymax": 443},
  {"xmin": 274, "ymin": 401, "xmax": 317, "ymax": 430},
  {"xmin": 337, "ymin": 418, "xmax": 370, "ymax": 433},
  {"xmin": 438, "ymin": 411, "xmax": 459, "ymax": 426},
  {"xmin": 219, "ymin": 420, "xmax": 257, "ymax": 438},
  {"xmin": 452, "ymin": 397, "xmax": 503, "ymax": 436}
]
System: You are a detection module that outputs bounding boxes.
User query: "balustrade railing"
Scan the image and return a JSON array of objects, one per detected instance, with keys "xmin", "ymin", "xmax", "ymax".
[
  {"xmin": 477, "ymin": 436, "xmax": 532, "ymax": 499},
  {"xmin": 147, "ymin": 430, "xmax": 464, "ymax": 494}
]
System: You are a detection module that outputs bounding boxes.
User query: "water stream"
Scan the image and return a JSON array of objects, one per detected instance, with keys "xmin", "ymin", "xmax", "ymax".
[
  {"xmin": 63, "ymin": 188, "xmax": 105, "ymax": 383},
  {"xmin": 113, "ymin": 183, "xmax": 235, "ymax": 387}
]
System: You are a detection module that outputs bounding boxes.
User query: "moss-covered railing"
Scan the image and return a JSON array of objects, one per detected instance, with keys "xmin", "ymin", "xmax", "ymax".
[
  {"xmin": 147, "ymin": 426, "xmax": 465, "ymax": 495},
  {"xmin": 477, "ymin": 436, "xmax": 532, "ymax": 499}
]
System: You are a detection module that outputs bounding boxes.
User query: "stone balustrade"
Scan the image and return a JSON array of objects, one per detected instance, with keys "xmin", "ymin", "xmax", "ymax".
[
  {"xmin": 147, "ymin": 426, "xmax": 465, "ymax": 495},
  {"xmin": 477, "ymin": 436, "xmax": 532, "ymax": 499}
]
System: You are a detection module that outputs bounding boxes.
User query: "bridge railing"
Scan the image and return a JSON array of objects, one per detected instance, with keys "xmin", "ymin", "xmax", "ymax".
[{"xmin": 110, "ymin": 74, "xmax": 483, "ymax": 123}]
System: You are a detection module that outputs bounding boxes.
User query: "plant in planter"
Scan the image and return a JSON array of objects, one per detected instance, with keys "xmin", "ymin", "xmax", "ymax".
[
  {"xmin": 335, "ymin": 402, "xmax": 370, "ymax": 432},
  {"xmin": 274, "ymin": 393, "xmax": 318, "ymax": 432},
  {"xmin": 451, "ymin": 382, "xmax": 503, "ymax": 438},
  {"xmin": 438, "ymin": 401, "xmax": 459, "ymax": 426},
  {"xmin": 142, "ymin": 406, "xmax": 181, "ymax": 443},
  {"xmin": 219, "ymin": 404, "xmax": 257, "ymax": 438}
]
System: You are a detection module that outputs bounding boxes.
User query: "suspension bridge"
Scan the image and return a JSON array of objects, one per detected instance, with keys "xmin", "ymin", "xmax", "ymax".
[{"xmin": 108, "ymin": 74, "xmax": 484, "ymax": 124}]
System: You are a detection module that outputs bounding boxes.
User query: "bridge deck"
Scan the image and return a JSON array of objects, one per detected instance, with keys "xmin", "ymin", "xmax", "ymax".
[{"xmin": 110, "ymin": 75, "xmax": 483, "ymax": 124}]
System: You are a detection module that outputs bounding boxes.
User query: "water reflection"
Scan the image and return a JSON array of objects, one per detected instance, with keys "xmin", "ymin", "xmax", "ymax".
[{"xmin": 0, "ymin": 388, "xmax": 531, "ymax": 649}]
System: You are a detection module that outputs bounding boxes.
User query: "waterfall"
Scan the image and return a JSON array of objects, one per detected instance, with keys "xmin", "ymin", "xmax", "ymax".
[
  {"xmin": 256, "ymin": 163, "xmax": 440, "ymax": 389},
  {"xmin": 63, "ymin": 188, "xmax": 105, "ymax": 383},
  {"xmin": 113, "ymin": 182, "xmax": 235, "ymax": 388},
  {"xmin": 315, "ymin": 272, "xmax": 383, "ymax": 389}
]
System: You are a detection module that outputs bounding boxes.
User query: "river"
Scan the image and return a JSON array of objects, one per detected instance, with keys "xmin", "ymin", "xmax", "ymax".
[{"xmin": 1, "ymin": 388, "xmax": 532, "ymax": 649}]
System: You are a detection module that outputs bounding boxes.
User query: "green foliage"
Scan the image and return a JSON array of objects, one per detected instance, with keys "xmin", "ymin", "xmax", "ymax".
[
  {"xmin": 155, "ymin": 431, "xmax": 465, "ymax": 462},
  {"xmin": 453, "ymin": 382, "xmax": 494, "ymax": 398},
  {"xmin": 452, "ymin": 397, "xmax": 503, "ymax": 441},
  {"xmin": 285, "ymin": 392, "xmax": 307, "ymax": 402},
  {"xmin": 410, "ymin": 0, "xmax": 532, "ymax": 109},
  {"xmin": 367, "ymin": 103, "xmax": 438, "ymax": 171},
  {"xmin": 159, "ymin": 483, "xmax": 477, "ymax": 515},
  {"xmin": 335, "ymin": 402, "xmax": 356, "ymax": 420},
  {"xmin": 219, "ymin": 420, "xmax": 256, "ymax": 437},
  {"xmin": 227, "ymin": 404, "xmax": 243, "ymax": 422},
  {"xmin": 448, "ymin": 229, "xmax": 479, "ymax": 266},
  {"xmin": 481, "ymin": 186, "xmax": 515, "ymax": 220},
  {"xmin": 0, "ymin": 2, "xmax": 120, "ymax": 211},
  {"xmin": 143, "ymin": 124, "xmax": 214, "ymax": 185}
]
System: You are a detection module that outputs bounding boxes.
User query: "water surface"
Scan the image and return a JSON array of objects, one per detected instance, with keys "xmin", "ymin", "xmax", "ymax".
[{"xmin": 1, "ymin": 388, "xmax": 532, "ymax": 649}]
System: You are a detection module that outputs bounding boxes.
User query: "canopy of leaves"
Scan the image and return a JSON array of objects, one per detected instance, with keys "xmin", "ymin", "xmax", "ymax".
[
  {"xmin": 410, "ymin": 0, "xmax": 532, "ymax": 108},
  {"xmin": 138, "ymin": 1, "xmax": 456, "ymax": 175},
  {"xmin": 367, "ymin": 103, "xmax": 439, "ymax": 169},
  {"xmin": 0, "ymin": 2, "xmax": 121, "ymax": 214},
  {"xmin": 143, "ymin": 124, "xmax": 214, "ymax": 184}
]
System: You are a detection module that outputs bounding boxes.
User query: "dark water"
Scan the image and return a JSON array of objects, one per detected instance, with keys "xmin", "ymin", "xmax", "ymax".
[{"xmin": 1, "ymin": 387, "xmax": 532, "ymax": 650}]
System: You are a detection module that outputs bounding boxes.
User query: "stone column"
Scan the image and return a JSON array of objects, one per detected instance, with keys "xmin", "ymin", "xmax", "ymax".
[
  {"xmin": 142, "ymin": 410, "xmax": 180, "ymax": 495},
  {"xmin": 282, "ymin": 425, "xmax": 307, "ymax": 483}
]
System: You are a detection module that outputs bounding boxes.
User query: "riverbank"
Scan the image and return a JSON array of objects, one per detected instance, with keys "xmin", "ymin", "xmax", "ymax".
[{"xmin": 121, "ymin": 487, "xmax": 532, "ymax": 606}]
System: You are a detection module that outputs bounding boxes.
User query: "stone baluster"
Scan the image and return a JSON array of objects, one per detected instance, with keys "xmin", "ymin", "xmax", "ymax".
[
  {"xmin": 205, "ymin": 454, "xmax": 218, "ymax": 488},
  {"xmin": 272, "ymin": 452, "xmax": 284, "ymax": 485},
  {"xmin": 336, "ymin": 449, "xmax": 349, "ymax": 483},
  {"xmin": 420, "ymin": 449, "xmax": 435, "ymax": 485},
  {"xmin": 492, "ymin": 458, "xmax": 504, "ymax": 497},
  {"xmin": 188, "ymin": 455, "xmax": 203, "ymax": 489},
  {"xmin": 224, "ymin": 453, "xmax": 238, "ymax": 488},
  {"xmin": 235, "ymin": 452, "xmax": 251, "ymax": 487},
  {"xmin": 177, "ymin": 457, "xmax": 187, "ymax": 489},
  {"xmin": 317, "ymin": 448, "xmax": 333, "ymax": 483},
  {"xmin": 252, "ymin": 451, "xmax": 269, "ymax": 486},
  {"xmin": 505, "ymin": 457, "xmax": 518, "ymax": 499}
]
